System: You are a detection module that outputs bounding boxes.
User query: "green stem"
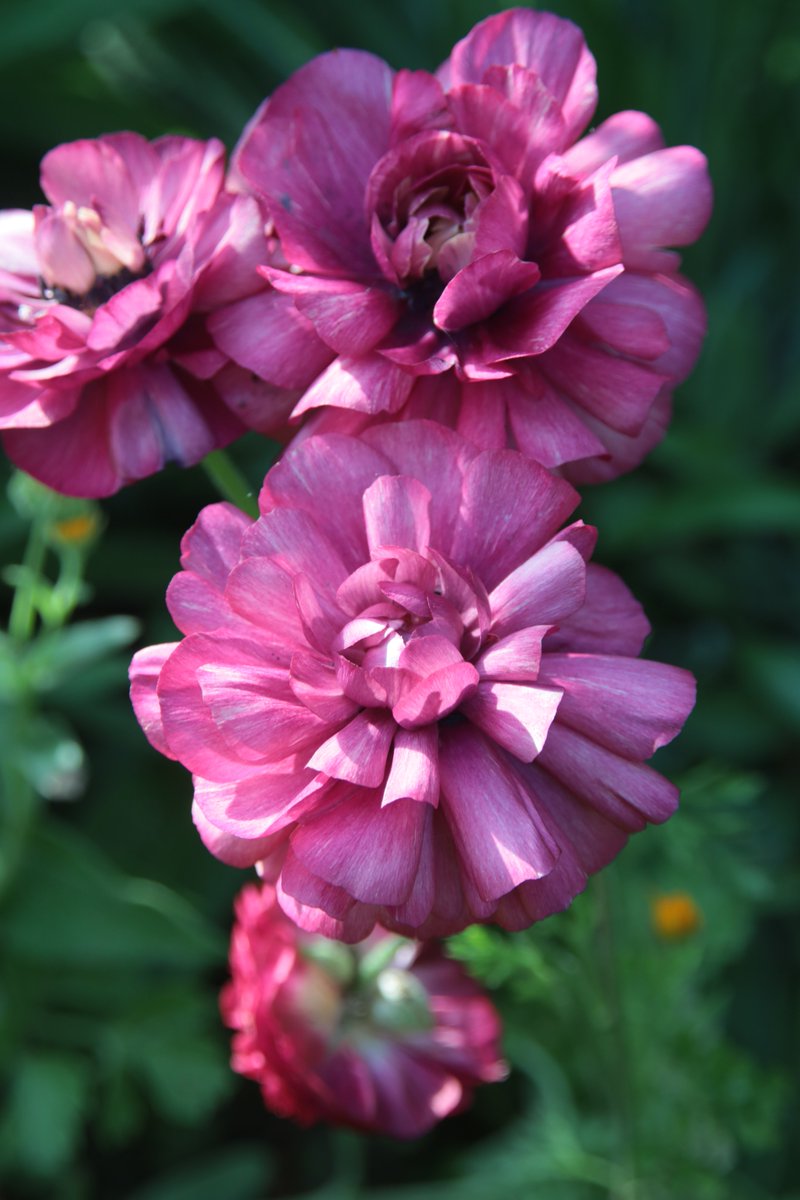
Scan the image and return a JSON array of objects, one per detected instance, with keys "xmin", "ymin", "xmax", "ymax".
[
  {"xmin": 201, "ymin": 450, "xmax": 259, "ymax": 518},
  {"xmin": 8, "ymin": 518, "xmax": 48, "ymax": 642}
]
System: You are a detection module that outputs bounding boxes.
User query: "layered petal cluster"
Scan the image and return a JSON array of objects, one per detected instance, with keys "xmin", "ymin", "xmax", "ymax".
[
  {"xmin": 131, "ymin": 421, "xmax": 695, "ymax": 939},
  {"xmin": 212, "ymin": 7, "xmax": 712, "ymax": 482},
  {"xmin": 0, "ymin": 133, "xmax": 303, "ymax": 496},
  {"xmin": 222, "ymin": 881, "xmax": 506, "ymax": 1136}
]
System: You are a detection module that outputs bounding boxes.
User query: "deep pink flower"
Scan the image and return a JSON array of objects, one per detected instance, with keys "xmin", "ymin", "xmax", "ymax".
[
  {"xmin": 212, "ymin": 8, "xmax": 711, "ymax": 482},
  {"xmin": 0, "ymin": 133, "xmax": 301, "ymax": 496},
  {"xmin": 221, "ymin": 880, "xmax": 506, "ymax": 1136},
  {"xmin": 130, "ymin": 421, "xmax": 695, "ymax": 940}
]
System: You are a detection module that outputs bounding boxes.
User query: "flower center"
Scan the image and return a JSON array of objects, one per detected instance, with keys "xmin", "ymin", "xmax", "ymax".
[
  {"xmin": 330, "ymin": 548, "xmax": 484, "ymax": 727},
  {"xmin": 35, "ymin": 201, "xmax": 149, "ymax": 313}
]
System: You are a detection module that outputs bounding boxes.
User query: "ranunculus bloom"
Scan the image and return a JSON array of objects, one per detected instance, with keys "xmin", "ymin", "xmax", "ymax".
[
  {"xmin": 130, "ymin": 421, "xmax": 696, "ymax": 940},
  {"xmin": 212, "ymin": 8, "xmax": 711, "ymax": 482},
  {"xmin": 0, "ymin": 133, "xmax": 302, "ymax": 496},
  {"xmin": 221, "ymin": 881, "xmax": 506, "ymax": 1136}
]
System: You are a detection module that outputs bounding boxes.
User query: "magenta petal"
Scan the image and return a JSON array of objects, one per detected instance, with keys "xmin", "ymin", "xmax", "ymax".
[
  {"xmin": 85, "ymin": 277, "xmax": 164, "ymax": 355},
  {"xmin": 197, "ymin": 662, "xmax": 330, "ymax": 763},
  {"xmin": 472, "ymin": 175, "xmax": 529, "ymax": 258},
  {"xmin": 0, "ymin": 208, "xmax": 37, "ymax": 276},
  {"xmin": 290, "ymin": 651, "xmax": 358, "ymax": 724},
  {"xmin": 462, "ymin": 681, "xmax": 562, "ymax": 761},
  {"xmin": 563, "ymin": 387, "xmax": 672, "ymax": 484},
  {"xmin": 179, "ymin": 500, "xmax": 250, "ymax": 584},
  {"xmin": 157, "ymin": 635, "xmax": 276, "ymax": 782},
  {"xmin": 539, "ymin": 331, "xmax": 665, "ymax": 436},
  {"xmin": 0, "ymin": 381, "xmax": 80, "ymax": 430},
  {"xmin": 390, "ymin": 68, "xmax": 452, "ymax": 141},
  {"xmin": 165, "ymin": 502, "xmax": 251, "ymax": 635},
  {"xmin": 612, "ymin": 146, "xmax": 713, "ymax": 271},
  {"xmin": 363, "ymin": 474, "xmax": 432, "ymax": 555},
  {"xmin": 193, "ymin": 767, "xmax": 323, "ymax": 839},
  {"xmin": 393, "ymin": 661, "xmax": 479, "ymax": 730},
  {"xmin": 290, "ymin": 792, "xmax": 430, "ymax": 905},
  {"xmin": 585, "ymin": 271, "xmax": 706, "ymax": 381},
  {"xmin": 238, "ymin": 49, "xmax": 393, "ymax": 275},
  {"xmin": 9, "ymin": 362, "xmax": 242, "ymax": 496},
  {"xmin": 520, "ymin": 763, "xmax": 626, "ymax": 876},
  {"xmin": 383, "ymin": 814, "xmax": 436, "ymax": 927},
  {"xmin": 489, "ymin": 539, "xmax": 587, "ymax": 634},
  {"xmin": 542, "ymin": 160, "xmax": 623, "ymax": 274},
  {"xmin": 506, "ymin": 373, "xmax": 607, "ymax": 467},
  {"xmin": 129, "ymin": 643, "xmax": 178, "ymax": 758},
  {"xmin": 560, "ymin": 110, "xmax": 665, "ymax": 177},
  {"xmin": 383, "ymin": 726, "xmax": 439, "ymax": 806},
  {"xmin": 292, "ymin": 355, "xmax": 414, "ymax": 418},
  {"xmin": 293, "ymin": 572, "xmax": 347, "ymax": 655},
  {"xmin": 439, "ymin": 727, "xmax": 560, "ymax": 901},
  {"xmin": 578, "ymin": 292, "xmax": 669, "ymax": 361},
  {"xmin": 434, "ymin": 251, "xmax": 541, "ymax": 332},
  {"xmin": 243, "ymin": 507, "xmax": 349, "ymax": 591},
  {"xmin": 475, "ymin": 626, "xmax": 550, "ymax": 681},
  {"xmin": 450, "ymin": 449, "xmax": 579, "ymax": 589},
  {"xmin": 192, "ymin": 802, "xmax": 278, "ymax": 868},
  {"xmin": 398, "ymin": 635, "xmax": 465, "ymax": 678},
  {"xmin": 538, "ymin": 654, "xmax": 696, "ymax": 759},
  {"xmin": 448, "ymin": 77, "xmax": 564, "ymax": 186},
  {"xmin": 537, "ymin": 723, "xmax": 679, "ymax": 829},
  {"xmin": 307, "ymin": 710, "xmax": 396, "ymax": 787},
  {"xmin": 362, "ymin": 420, "xmax": 475, "ymax": 553},
  {"xmin": 546, "ymin": 564, "xmax": 650, "ymax": 656},
  {"xmin": 223, "ymin": 557, "xmax": 303, "ymax": 647},
  {"xmin": 209, "ymin": 290, "xmax": 333, "ymax": 390},
  {"xmin": 295, "ymin": 284, "xmax": 399, "ymax": 356},
  {"xmin": 278, "ymin": 852, "xmax": 379, "ymax": 942},
  {"xmin": 263, "ymin": 431, "xmax": 393, "ymax": 568},
  {"xmin": 486, "ymin": 266, "xmax": 622, "ymax": 360},
  {"xmin": 441, "ymin": 9, "xmax": 597, "ymax": 144},
  {"xmin": 41, "ymin": 138, "xmax": 138, "ymax": 226}
]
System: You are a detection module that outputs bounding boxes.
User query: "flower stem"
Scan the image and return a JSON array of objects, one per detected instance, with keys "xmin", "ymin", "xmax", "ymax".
[
  {"xmin": 201, "ymin": 450, "xmax": 259, "ymax": 519},
  {"xmin": 8, "ymin": 518, "xmax": 48, "ymax": 642}
]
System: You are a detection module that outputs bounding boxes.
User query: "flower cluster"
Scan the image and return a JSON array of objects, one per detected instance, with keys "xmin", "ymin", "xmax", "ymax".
[
  {"xmin": 215, "ymin": 7, "xmax": 711, "ymax": 483},
  {"xmin": 0, "ymin": 7, "xmax": 710, "ymax": 1138},
  {"xmin": 222, "ymin": 881, "xmax": 506, "ymax": 1136},
  {"xmin": 0, "ymin": 133, "xmax": 304, "ymax": 496}
]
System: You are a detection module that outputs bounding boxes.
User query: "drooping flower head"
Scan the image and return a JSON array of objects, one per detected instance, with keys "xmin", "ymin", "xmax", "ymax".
[
  {"xmin": 0, "ymin": 133, "xmax": 300, "ymax": 496},
  {"xmin": 131, "ymin": 420, "xmax": 695, "ymax": 940},
  {"xmin": 212, "ymin": 8, "xmax": 712, "ymax": 481},
  {"xmin": 222, "ymin": 881, "xmax": 506, "ymax": 1136}
]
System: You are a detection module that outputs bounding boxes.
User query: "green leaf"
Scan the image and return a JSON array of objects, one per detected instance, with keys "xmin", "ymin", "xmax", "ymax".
[
  {"xmin": 1, "ymin": 823, "xmax": 223, "ymax": 969},
  {"xmin": 0, "ymin": 1052, "xmax": 91, "ymax": 1178},
  {"xmin": 23, "ymin": 616, "xmax": 140, "ymax": 691}
]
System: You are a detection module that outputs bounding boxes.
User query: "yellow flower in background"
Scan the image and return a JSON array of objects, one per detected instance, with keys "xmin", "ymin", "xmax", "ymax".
[
  {"xmin": 651, "ymin": 892, "xmax": 702, "ymax": 940},
  {"xmin": 50, "ymin": 512, "xmax": 100, "ymax": 546}
]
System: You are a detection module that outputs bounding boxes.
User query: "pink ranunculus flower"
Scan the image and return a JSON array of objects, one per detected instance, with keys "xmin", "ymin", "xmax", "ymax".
[
  {"xmin": 0, "ymin": 133, "xmax": 307, "ymax": 497},
  {"xmin": 130, "ymin": 421, "xmax": 696, "ymax": 940},
  {"xmin": 221, "ymin": 880, "xmax": 506, "ymax": 1136},
  {"xmin": 211, "ymin": 8, "xmax": 711, "ymax": 482}
]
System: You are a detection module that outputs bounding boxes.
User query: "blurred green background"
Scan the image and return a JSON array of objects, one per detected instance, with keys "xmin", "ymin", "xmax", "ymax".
[{"xmin": 0, "ymin": 1, "xmax": 798, "ymax": 1197}]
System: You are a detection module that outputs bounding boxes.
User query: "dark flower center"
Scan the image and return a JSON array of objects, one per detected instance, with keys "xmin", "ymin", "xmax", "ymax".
[{"xmin": 40, "ymin": 261, "xmax": 152, "ymax": 314}]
